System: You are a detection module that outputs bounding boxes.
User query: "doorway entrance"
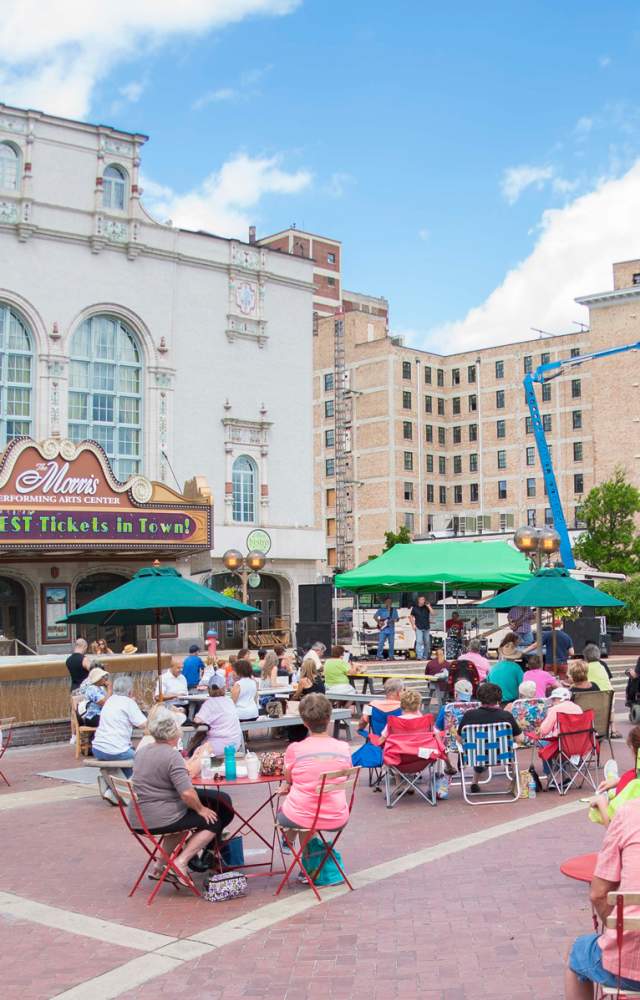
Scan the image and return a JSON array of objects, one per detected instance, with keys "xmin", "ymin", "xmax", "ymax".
[
  {"xmin": 75, "ymin": 572, "xmax": 135, "ymax": 651},
  {"xmin": 204, "ymin": 572, "xmax": 283, "ymax": 649},
  {"xmin": 0, "ymin": 576, "xmax": 27, "ymax": 648}
]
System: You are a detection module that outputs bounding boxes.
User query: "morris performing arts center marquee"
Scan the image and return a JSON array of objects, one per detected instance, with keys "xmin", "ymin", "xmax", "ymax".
[{"xmin": 0, "ymin": 438, "xmax": 212, "ymax": 650}]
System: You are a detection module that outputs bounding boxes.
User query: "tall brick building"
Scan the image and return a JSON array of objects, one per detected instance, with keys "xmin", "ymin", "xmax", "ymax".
[{"xmin": 314, "ymin": 258, "xmax": 640, "ymax": 573}]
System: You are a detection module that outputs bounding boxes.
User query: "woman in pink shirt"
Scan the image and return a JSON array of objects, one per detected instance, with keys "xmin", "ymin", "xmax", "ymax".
[
  {"xmin": 538, "ymin": 687, "xmax": 583, "ymax": 738},
  {"xmin": 523, "ymin": 653, "xmax": 558, "ymax": 699},
  {"xmin": 277, "ymin": 694, "xmax": 352, "ymax": 880},
  {"xmin": 462, "ymin": 639, "xmax": 490, "ymax": 680}
]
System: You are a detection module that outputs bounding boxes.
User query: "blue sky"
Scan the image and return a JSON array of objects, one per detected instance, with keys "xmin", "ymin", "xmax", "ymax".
[{"xmin": 3, "ymin": 1, "xmax": 640, "ymax": 351}]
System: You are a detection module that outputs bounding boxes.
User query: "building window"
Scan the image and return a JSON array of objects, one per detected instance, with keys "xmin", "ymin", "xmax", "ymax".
[
  {"xmin": 424, "ymin": 395, "xmax": 432, "ymax": 413},
  {"xmin": 540, "ymin": 352, "xmax": 550, "ymax": 365},
  {"xmin": 402, "ymin": 360, "xmax": 412, "ymax": 380},
  {"xmin": 468, "ymin": 394, "xmax": 477, "ymax": 412},
  {"xmin": 424, "ymin": 366, "xmax": 432, "ymax": 384},
  {"xmin": 571, "ymin": 378, "xmax": 581, "ymax": 398},
  {"xmin": 325, "ymin": 458, "xmax": 335, "ymax": 476},
  {"xmin": 402, "ymin": 390, "xmax": 412, "ymax": 410},
  {"xmin": 437, "ymin": 397, "xmax": 445, "ymax": 416},
  {"xmin": 469, "ymin": 423, "xmax": 478, "ymax": 442},
  {"xmin": 326, "ymin": 487, "xmax": 336, "ymax": 506},
  {"xmin": 453, "ymin": 426, "xmax": 461, "ymax": 444},
  {"xmin": 403, "ymin": 481, "xmax": 414, "ymax": 501},
  {"xmin": 439, "ymin": 485, "xmax": 446, "ymax": 504},
  {"xmin": 544, "ymin": 507, "xmax": 553, "ymax": 526},
  {"xmin": 542, "ymin": 414, "xmax": 552, "ymax": 432},
  {"xmin": 437, "ymin": 427, "xmax": 446, "ymax": 446},
  {"xmin": 570, "ymin": 347, "xmax": 580, "ymax": 358},
  {"xmin": 497, "ymin": 449, "xmax": 507, "ymax": 470},
  {"xmin": 452, "ymin": 368, "xmax": 460, "ymax": 385},
  {"xmin": 327, "ymin": 276, "xmax": 335, "ymax": 287},
  {"xmin": 572, "ymin": 410, "xmax": 582, "ymax": 429},
  {"xmin": 573, "ymin": 441, "xmax": 583, "ymax": 461},
  {"xmin": 541, "ymin": 383, "xmax": 551, "ymax": 402},
  {"xmin": 403, "ymin": 511, "xmax": 415, "ymax": 531},
  {"xmin": 468, "ymin": 365, "xmax": 476, "ymax": 383},
  {"xmin": 403, "ymin": 451, "xmax": 413, "ymax": 471},
  {"xmin": 438, "ymin": 456, "xmax": 446, "ymax": 475},
  {"xmin": 437, "ymin": 369, "xmax": 444, "ymax": 387},
  {"xmin": 68, "ymin": 314, "xmax": 142, "ymax": 478},
  {"xmin": 426, "ymin": 484, "xmax": 434, "ymax": 502},
  {"xmin": 526, "ymin": 446, "xmax": 535, "ymax": 466},
  {"xmin": 231, "ymin": 455, "xmax": 258, "ymax": 522},
  {"xmin": 425, "ymin": 424, "xmax": 433, "ymax": 443},
  {"xmin": 498, "ymin": 480, "xmax": 507, "ymax": 499},
  {"xmin": 523, "ymin": 355, "xmax": 532, "ymax": 374},
  {"xmin": 525, "ymin": 416, "xmax": 533, "ymax": 434},
  {"xmin": 469, "ymin": 453, "xmax": 478, "ymax": 472},
  {"xmin": 325, "ymin": 399, "xmax": 334, "ymax": 418},
  {"xmin": 526, "ymin": 477, "xmax": 536, "ymax": 497},
  {"xmin": 103, "ymin": 164, "xmax": 127, "ymax": 211},
  {"xmin": 0, "ymin": 302, "xmax": 33, "ymax": 444},
  {"xmin": 452, "ymin": 396, "xmax": 461, "ymax": 415},
  {"xmin": 327, "ymin": 252, "xmax": 336, "ymax": 264},
  {"xmin": 574, "ymin": 473, "xmax": 584, "ymax": 494},
  {"xmin": 324, "ymin": 372, "xmax": 334, "ymax": 391},
  {"xmin": 470, "ymin": 483, "xmax": 479, "ymax": 502},
  {"xmin": 453, "ymin": 455, "xmax": 462, "ymax": 474},
  {"xmin": 426, "ymin": 454, "xmax": 433, "ymax": 473},
  {"xmin": 496, "ymin": 389, "xmax": 505, "ymax": 409},
  {"xmin": 325, "ymin": 428, "xmax": 335, "ymax": 447},
  {"xmin": 495, "ymin": 360, "xmax": 504, "ymax": 379},
  {"xmin": 453, "ymin": 485, "xmax": 463, "ymax": 504},
  {"xmin": 527, "ymin": 508, "xmax": 536, "ymax": 527},
  {"xmin": 496, "ymin": 419, "xmax": 506, "ymax": 439},
  {"xmin": 403, "ymin": 420, "xmax": 413, "ymax": 440},
  {"xmin": 0, "ymin": 143, "xmax": 19, "ymax": 191}
]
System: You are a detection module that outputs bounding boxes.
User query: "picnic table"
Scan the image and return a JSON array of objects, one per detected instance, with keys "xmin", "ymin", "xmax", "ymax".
[
  {"xmin": 184, "ymin": 686, "xmax": 294, "ymax": 719},
  {"xmin": 328, "ymin": 690, "xmax": 433, "ymax": 710},
  {"xmin": 241, "ymin": 708, "xmax": 354, "ymax": 742},
  {"xmin": 349, "ymin": 671, "xmax": 429, "ymax": 694}
]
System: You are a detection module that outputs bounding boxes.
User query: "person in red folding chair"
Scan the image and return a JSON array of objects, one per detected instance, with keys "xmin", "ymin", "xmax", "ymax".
[
  {"xmin": 380, "ymin": 691, "xmax": 441, "ymax": 807},
  {"xmin": 129, "ymin": 708, "xmax": 234, "ymax": 886},
  {"xmin": 275, "ymin": 693, "xmax": 354, "ymax": 894}
]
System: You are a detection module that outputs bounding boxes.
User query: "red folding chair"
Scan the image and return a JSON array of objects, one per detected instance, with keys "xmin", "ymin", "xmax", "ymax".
[
  {"xmin": 107, "ymin": 775, "xmax": 201, "ymax": 905},
  {"xmin": 0, "ymin": 716, "xmax": 16, "ymax": 787},
  {"xmin": 538, "ymin": 709, "xmax": 599, "ymax": 796},
  {"xmin": 275, "ymin": 766, "xmax": 360, "ymax": 902},
  {"xmin": 382, "ymin": 714, "xmax": 443, "ymax": 807}
]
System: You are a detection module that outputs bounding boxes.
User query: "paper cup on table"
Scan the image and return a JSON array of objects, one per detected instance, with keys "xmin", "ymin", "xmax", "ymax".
[{"xmin": 246, "ymin": 754, "xmax": 260, "ymax": 780}]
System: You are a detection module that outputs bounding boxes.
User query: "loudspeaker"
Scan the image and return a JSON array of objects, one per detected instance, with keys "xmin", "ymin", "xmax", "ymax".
[
  {"xmin": 564, "ymin": 617, "xmax": 600, "ymax": 655},
  {"xmin": 298, "ymin": 584, "xmax": 332, "ymax": 623},
  {"xmin": 296, "ymin": 621, "xmax": 332, "ymax": 652}
]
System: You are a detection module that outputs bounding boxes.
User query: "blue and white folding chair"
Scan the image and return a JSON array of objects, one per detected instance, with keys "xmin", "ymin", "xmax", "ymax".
[{"xmin": 457, "ymin": 722, "xmax": 520, "ymax": 804}]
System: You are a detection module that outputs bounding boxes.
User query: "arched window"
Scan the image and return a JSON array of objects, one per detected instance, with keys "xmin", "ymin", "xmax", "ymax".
[
  {"xmin": 0, "ymin": 143, "xmax": 19, "ymax": 191},
  {"xmin": 103, "ymin": 164, "xmax": 127, "ymax": 211},
  {"xmin": 0, "ymin": 303, "xmax": 33, "ymax": 444},
  {"xmin": 232, "ymin": 455, "xmax": 257, "ymax": 523},
  {"xmin": 68, "ymin": 315, "xmax": 142, "ymax": 479}
]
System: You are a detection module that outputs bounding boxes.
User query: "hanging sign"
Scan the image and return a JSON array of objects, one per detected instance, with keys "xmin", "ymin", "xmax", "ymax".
[{"xmin": 246, "ymin": 528, "xmax": 271, "ymax": 554}]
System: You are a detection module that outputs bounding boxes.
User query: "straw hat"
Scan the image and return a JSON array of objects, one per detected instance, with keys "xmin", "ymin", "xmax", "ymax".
[
  {"xmin": 122, "ymin": 643, "xmax": 138, "ymax": 655},
  {"xmin": 87, "ymin": 666, "xmax": 109, "ymax": 685}
]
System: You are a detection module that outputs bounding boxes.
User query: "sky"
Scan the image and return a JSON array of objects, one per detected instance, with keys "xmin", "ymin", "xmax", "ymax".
[{"xmin": 2, "ymin": 0, "xmax": 640, "ymax": 353}]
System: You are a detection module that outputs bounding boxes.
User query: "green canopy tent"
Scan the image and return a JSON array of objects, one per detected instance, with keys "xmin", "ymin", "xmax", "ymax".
[
  {"xmin": 334, "ymin": 541, "xmax": 532, "ymax": 643},
  {"xmin": 61, "ymin": 565, "xmax": 258, "ymax": 697}
]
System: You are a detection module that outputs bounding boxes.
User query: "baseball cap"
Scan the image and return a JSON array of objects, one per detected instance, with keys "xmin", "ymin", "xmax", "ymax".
[
  {"xmin": 549, "ymin": 686, "xmax": 571, "ymax": 701},
  {"xmin": 189, "ymin": 644, "xmax": 200, "ymax": 654},
  {"xmin": 455, "ymin": 678, "xmax": 473, "ymax": 701}
]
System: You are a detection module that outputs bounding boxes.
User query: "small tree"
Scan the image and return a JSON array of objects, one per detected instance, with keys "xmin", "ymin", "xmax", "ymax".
[
  {"xmin": 383, "ymin": 524, "xmax": 412, "ymax": 551},
  {"xmin": 573, "ymin": 468, "xmax": 640, "ymax": 574},
  {"xmin": 597, "ymin": 575, "xmax": 640, "ymax": 628}
]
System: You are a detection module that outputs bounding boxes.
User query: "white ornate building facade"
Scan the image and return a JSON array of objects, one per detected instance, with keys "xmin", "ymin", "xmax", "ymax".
[{"xmin": 0, "ymin": 102, "xmax": 324, "ymax": 650}]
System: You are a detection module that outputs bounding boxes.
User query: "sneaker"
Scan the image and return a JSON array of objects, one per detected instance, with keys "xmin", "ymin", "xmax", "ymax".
[
  {"xmin": 470, "ymin": 783, "xmax": 480, "ymax": 793},
  {"xmin": 280, "ymin": 836, "xmax": 292, "ymax": 855},
  {"xmin": 296, "ymin": 871, "xmax": 309, "ymax": 885}
]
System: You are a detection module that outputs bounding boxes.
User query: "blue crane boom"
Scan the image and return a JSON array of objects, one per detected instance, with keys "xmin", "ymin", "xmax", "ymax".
[{"xmin": 523, "ymin": 339, "xmax": 640, "ymax": 570}]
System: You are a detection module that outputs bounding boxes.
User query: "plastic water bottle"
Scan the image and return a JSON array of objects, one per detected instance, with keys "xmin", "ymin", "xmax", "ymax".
[
  {"xmin": 224, "ymin": 744, "xmax": 237, "ymax": 781},
  {"xmin": 528, "ymin": 777, "xmax": 537, "ymax": 800}
]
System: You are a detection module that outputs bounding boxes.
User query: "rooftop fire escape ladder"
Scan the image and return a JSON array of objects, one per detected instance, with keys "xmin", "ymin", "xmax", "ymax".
[{"xmin": 333, "ymin": 317, "xmax": 352, "ymax": 572}]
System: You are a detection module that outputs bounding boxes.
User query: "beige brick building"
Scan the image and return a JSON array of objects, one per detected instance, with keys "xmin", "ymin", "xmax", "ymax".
[{"xmin": 315, "ymin": 258, "xmax": 640, "ymax": 572}]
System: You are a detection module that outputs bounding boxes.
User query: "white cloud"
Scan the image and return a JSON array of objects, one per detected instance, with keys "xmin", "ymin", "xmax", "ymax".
[
  {"xmin": 119, "ymin": 79, "xmax": 145, "ymax": 103},
  {"xmin": 323, "ymin": 171, "xmax": 354, "ymax": 198},
  {"xmin": 418, "ymin": 228, "xmax": 430, "ymax": 241},
  {"xmin": 192, "ymin": 64, "xmax": 273, "ymax": 110},
  {"xmin": 193, "ymin": 87, "xmax": 238, "ymax": 108},
  {"xmin": 501, "ymin": 164, "xmax": 554, "ymax": 204},
  {"xmin": 415, "ymin": 161, "xmax": 640, "ymax": 354},
  {"xmin": 0, "ymin": 1, "xmax": 299, "ymax": 118},
  {"xmin": 142, "ymin": 152, "xmax": 312, "ymax": 236},
  {"xmin": 575, "ymin": 115, "xmax": 593, "ymax": 137},
  {"xmin": 599, "ymin": 54, "xmax": 612, "ymax": 68}
]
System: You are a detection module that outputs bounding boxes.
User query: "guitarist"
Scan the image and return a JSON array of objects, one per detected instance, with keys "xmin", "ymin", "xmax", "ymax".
[{"xmin": 375, "ymin": 597, "xmax": 399, "ymax": 660}]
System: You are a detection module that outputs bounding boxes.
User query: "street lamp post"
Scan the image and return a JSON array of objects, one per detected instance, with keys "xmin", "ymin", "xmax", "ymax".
[
  {"xmin": 513, "ymin": 526, "xmax": 561, "ymax": 661},
  {"xmin": 222, "ymin": 548, "xmax": 266, "ymax": 645}
]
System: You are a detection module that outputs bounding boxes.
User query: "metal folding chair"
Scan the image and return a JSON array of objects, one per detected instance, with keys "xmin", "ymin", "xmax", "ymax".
[
  {"xmin": 539, "ymin": 709, "xmax": 599, "ymax": 796},
  {"xmin": 598, "ymin": 892, "xmax": 640, "ymax": 997},
  {"xmin": 106, "ymin": 775, "xmax": 201, "ymax": 905},
  {"xmin": 457, "ymin": 722, "xmax": 520, "ymax": 804},
  {"xmin": 0, "ymin": 716, "xmax": 15, "ymax": 787},
  {"xmin": 275, "ymin": 766, "xmax": 360, "ymax": 902}
]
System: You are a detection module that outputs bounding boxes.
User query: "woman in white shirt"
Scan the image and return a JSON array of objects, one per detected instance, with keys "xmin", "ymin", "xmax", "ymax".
[
  {"xmin": 92, "ymin": 674, "xmax": 146, "ymax": 776},
  {"xmin": 231, "ymin": 659, "xmax": 259, "ymax": 721},
  {"xmin": 155, "ymin": 657, "xmax": 189, "ymax": 707}
]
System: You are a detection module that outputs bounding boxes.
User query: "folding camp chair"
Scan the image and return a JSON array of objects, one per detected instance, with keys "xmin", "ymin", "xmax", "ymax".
[
  {"xmin": 598, "ymin": 892, "xmax": 640, "ymax": 997},
  {"xmin": 70, "ymin": 695, "xmax": 96, "ymax": 759},
  {"xmin": 106, "ymin": 775, "xmax": 201, "ymax": 905},
  {"xmin": 351, "ymin": 703, "xmax": 402, "ymax": 790},
  {"xmin": 0, "ymin": 716, "xmax": 15, "ymax": 787},
  {"xmin": 572, "ymin": 690, "xmax": 616, "ymax": 763},
  {"xmin": 275, "ymin": 766, "xmax": 359, "ymax": 902},
  {"xmin": 538, "ymin": 709, "xmax": 599, "ymax": 796},
  {"xmin": 457, "ymin": 722, "xmax": 520, "ymax": 804},
  {"xmin": 382, "ymin": 714, "xmax": 443, "ymax": 808}
]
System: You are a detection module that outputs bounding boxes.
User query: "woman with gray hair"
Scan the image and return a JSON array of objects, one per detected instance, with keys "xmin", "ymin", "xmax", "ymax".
[
  {"xmin": 130, "ymin": 708, "xmax": 234, "ymax": 882},
  {"xmin": 92, "ymin": 674, "xmax": 146, "ymax": 777}
]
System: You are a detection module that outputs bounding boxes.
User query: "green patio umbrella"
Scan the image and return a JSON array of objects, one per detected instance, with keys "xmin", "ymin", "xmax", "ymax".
[{"xmin": 61, "ymin": 565, "xmax": 258, "ymax": 697}]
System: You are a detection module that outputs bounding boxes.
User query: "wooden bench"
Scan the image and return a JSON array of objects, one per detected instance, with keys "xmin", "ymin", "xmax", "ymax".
[{"xmin": 241, "ymin": 708, "xmax": 354, "ymax": 742}]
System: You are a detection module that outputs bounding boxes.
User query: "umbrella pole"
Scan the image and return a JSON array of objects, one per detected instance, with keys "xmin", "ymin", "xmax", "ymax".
[
  {"xmin": 155, "ymin": 611, "xmax": 163, "ymax": 702},
  {"xmin": 535, "ymin": 608, "xmax": 543, "ymax": 663},
  {"xmin": 551, "ymin": 609, "xmax": 557, "ymax": 672},
  {"xmin": 442, "ymin": 582, "xmax": 446, "ymax": 655}
]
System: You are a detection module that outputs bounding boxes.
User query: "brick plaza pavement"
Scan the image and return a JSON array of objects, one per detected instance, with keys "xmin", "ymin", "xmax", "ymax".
[{"xmin": 0, "ymin": 722, "xmax": 627, "ymax": 1000}]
